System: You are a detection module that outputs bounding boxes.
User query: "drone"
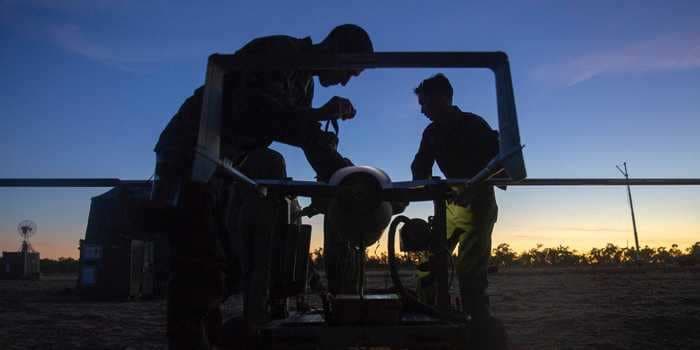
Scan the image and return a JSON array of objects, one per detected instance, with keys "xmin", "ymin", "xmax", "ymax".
[{"xmin": 2, "ymin": 52, "xmax": 699, "ymax": 349}]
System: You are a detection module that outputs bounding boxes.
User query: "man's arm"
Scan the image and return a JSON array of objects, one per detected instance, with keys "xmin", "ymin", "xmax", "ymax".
[
  {"xmin": 235, "ymin": 73, "xmax": 354, "ymax": 124},
  {"xmin": 295, "ymin": 97, "xmax": 356, "ymax": 122},
  {"xmin": 233, "ymin": 71, "xmax": 310, "ymax": 121},
  {"xmin": 411, "ymin": 126, "xmax": 435, "ymax": 180}
]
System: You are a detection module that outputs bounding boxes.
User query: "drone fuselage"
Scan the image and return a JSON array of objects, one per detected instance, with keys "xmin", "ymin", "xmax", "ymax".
[{"xmin": 325, "ymin": 166, "xmax": 394, "ymax": 248}]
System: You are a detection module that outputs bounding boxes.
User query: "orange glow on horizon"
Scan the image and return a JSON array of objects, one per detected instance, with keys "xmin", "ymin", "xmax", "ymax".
[
  {"xmin": 3, "ymin": 233, "xmax": 697, "ymax": 261},
  {"xmin": 2, "ymin": 211, "xmax": 696, "ymax": 260}
]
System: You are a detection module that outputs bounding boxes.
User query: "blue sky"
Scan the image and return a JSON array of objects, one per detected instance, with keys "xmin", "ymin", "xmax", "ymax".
[{"xmin": 1, "ymin": 0, "xmax": 698, "ymax": 258}]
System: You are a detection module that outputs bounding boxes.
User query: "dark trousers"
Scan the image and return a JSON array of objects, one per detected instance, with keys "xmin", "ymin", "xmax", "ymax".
[
  {"xmin": 231, "ymin": 149, "xmax": 288, "ymax": 327},
  {"xmin": 152, "ymin": 151, "xmax": 229, "ymax": 350},
  {"xmin": 154, "ymin": 148, "xmax": 288, "ymax": 349},
  {"xmin": 163, "ymin": 181, "xmax": 227, "ymax": 350},
  {"xmin": 416, "ymin": 200, "xmax": 498, "ymax": 319}
]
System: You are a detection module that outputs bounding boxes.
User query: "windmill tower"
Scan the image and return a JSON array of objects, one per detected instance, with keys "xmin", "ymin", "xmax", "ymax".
[{"xmin": 0, "ymin": 220, "xmax": 41, "ymax": 280}]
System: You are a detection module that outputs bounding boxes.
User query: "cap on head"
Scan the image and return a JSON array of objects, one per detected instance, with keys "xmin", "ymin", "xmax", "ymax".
[
  {"xmin": 323, "ymin": 24, "xmax": 374, "ymax": 54},
  {"xmin": 414, "ymin": 73, "xmax": 453, "ymax": 99}
]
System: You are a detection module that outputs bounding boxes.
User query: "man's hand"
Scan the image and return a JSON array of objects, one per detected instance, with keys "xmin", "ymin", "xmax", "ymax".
[
  {"xmin": 320, "ymin": 96, "xmax": 356, "ymax": 121},
  {"xmin": 448, "ymin": 186, "xmax": 475, "ymax": 207}
]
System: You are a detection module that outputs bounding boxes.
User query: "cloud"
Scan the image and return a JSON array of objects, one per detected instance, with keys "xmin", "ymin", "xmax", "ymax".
[
  {"xmin": 51, "ymin": 24, "xmax": 120, "ymax": 62},
  {"xmin": 533, "ymin": 33, "xmax": 700, "ymax": 86},
  {"xmin": 48, "ymin": 23, "xmax": 215, "ymax": 71},
  {"xmin": 22, "ymin": 0, "xmax": 132, "ymax": 12},
  {"xmin": 0, "ymin": 2, "xmax": 189, "ymax": 71},
  {"xmin": 2, "ymin": 3, "xmax": 222, "ymax": 72},
  {"xmin": 1, "ymin": 0, "xmax": 127, "ymax": 27},
  {"xmin": 49, "ymin": 24, "xmax": 148, "ymax": 73}
]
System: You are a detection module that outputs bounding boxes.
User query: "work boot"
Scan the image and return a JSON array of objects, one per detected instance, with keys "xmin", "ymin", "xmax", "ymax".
[{"xmin": 464, "ymin": 294, "xmax": 509, "ymax": 350}]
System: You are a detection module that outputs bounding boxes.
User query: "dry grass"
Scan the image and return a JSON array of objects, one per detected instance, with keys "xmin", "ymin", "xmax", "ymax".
[{"xmin": 1, "ymin": 267, "xmax": 699, "ymax": 349}]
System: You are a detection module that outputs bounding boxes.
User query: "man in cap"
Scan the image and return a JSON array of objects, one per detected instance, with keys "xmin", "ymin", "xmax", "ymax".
[{"xmin": 153, "ymin": 24, "xmax": 374, "ymax": 349}]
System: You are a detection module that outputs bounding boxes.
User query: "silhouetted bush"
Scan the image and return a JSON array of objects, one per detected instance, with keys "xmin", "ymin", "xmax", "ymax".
[
  {"xmin": 309, "ymin": 241, "xmax": 700, "ymax": 268},
  {"xmin": 40, "ymin": 257, "xmax": 79, "ymax": 274},
  {"xmin": 504, "ymin": 242, "xmax": 700, "ymax": 267}
]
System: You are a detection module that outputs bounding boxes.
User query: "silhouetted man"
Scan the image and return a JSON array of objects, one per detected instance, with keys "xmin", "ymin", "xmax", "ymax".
[
  {"xmin": 410, "ymin": 73, "xmax": 500, "ymax": 347},
  {"xmin": 152, "ymin": 24, "xmax": 373, "ymax": 349}
]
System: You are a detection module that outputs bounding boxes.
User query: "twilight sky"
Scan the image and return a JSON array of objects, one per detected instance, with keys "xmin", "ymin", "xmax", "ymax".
[{"xmin": 1, "ymin": 0, "xmax": 698, "ymax": 258}]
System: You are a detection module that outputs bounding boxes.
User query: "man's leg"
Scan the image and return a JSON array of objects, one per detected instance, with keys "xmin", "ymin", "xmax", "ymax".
[
  {"xmin": 241, "ymin": 149, "xmax": 289, "ymax": 319},
  {"xmin": 228, "ymin": 147, "xmax": 288, "ymax": 294},
  {"xmin": 238, "ymin": 148, "xmax": 288, "ymax": 180},
  {"xmin": 450, "ymin": 203, "xmax": 487, "ymax": 315},
  {"xmin": 456, "ymin": 229, "xmax": 492, "ymax": 319},
  {"xmin": 229, "ymin": 149, "xmax": 288, "ymax": 329},
  {"xmin": 454, "ymin": 203, "xmax": 501, "ymax": 349},
  {"xmin": 167, "ymin": 182, "xmax": 226, "ymax": 350},
  {"xmin": 415, "ymin": 260, "xmax": 436, "ymax": 305},
  {"xmin": 168, "ymin": 266, "xmax": 225, "ymax": 350},
  {"xmin": 237, "ymin": 188, "xmax": 278, "ymax": 328},
  {"xmin": 415, "ymin": 202, "xmax": 468, "ymax": 305}
]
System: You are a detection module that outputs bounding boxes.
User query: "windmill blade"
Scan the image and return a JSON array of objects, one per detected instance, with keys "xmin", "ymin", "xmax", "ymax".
[{"xmin": 18, "ymin": 220, "xmax": 37, "ymax": 240}]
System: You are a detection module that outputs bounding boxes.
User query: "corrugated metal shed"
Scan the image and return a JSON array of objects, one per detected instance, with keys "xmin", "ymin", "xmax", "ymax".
[
  {"xmin": 78, "ymin": 185, "xmax": 169, "ymax": 299},
  {"xmin": 0, "ymin": 251, "xmax": 40, "ymax": 280}
]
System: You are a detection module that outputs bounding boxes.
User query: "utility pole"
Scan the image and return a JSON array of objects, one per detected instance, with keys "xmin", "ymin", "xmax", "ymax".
[{"xmin": 616, "ymin": 162, "xmax": 641, "ymax": 264}]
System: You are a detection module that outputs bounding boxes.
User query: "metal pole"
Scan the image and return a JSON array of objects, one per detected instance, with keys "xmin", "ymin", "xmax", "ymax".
[{"xmin": 617, "ymin": 162, "xmax": 641, "ymax": 264}]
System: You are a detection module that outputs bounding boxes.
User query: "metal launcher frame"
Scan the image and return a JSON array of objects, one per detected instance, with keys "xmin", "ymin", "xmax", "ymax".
[
  {"xmin": 193, "ymin": 51, "xmax": 526, "ymax": 349},
  {"xmin": 2, "ymin": 51, "xmax": 700, "ymax": 349}
]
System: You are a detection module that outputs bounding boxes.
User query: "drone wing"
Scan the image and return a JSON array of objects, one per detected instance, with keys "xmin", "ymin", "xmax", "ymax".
[
  {"xmin": 383, "ymin": 177, "xmax": 700, "ymax": 202},
  {"xmin": 0, "ymin": 178, "xmax": 130, "ymax": 187},
  {"xmin": 488, "ymin": 178, "xmax": 700, "ymax": 186},
  {"xmin": 256, "ymin": 179, "xmax": 336, "ymax": 197}
]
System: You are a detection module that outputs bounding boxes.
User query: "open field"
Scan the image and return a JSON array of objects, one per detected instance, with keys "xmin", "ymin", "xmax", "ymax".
[{"xmin": 1, "ymin": 267, "xmax": 699, "ymax": 349}]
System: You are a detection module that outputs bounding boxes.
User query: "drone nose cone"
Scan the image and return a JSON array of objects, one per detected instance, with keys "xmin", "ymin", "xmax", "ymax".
[
  {"xmin": 326, "ymin": 198, "xmax": 392, "ymax": 248},
  {"xmin": 325, "ymin": 168, "xmax": 393, "ymax": 248}
]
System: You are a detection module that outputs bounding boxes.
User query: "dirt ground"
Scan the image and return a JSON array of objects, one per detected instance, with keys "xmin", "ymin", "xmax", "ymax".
[{"xmin": 1, "ymin": 266, "xmax": 699, "ymax": 349}]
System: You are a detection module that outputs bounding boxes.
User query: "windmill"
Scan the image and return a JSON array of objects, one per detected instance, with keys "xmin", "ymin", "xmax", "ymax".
[
  {"xmin": 0, "ymin": 220, "xmax": 41, "ymax": 280},
  {"xmin": 17, "ymin": 220, "xmax": 37, "ymax": 253}
]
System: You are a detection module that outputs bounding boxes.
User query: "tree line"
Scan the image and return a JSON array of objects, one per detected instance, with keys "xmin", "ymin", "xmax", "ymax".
[
  {"xmin": 310, "ymin": 242, "xmax": 700, "ymax": 268},
  {"xmin": 491, "ymin": 242, "xmax": 700, "ymax": 267},
  {"xmin": 40, "ymin": 257, "xmax": 79, "ymax": 274},
  {"xmin": 39, "ymin": 241, "xmax": 700, "ymax": 274}
]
